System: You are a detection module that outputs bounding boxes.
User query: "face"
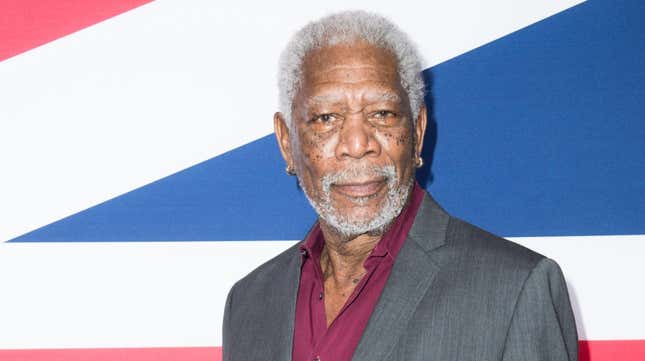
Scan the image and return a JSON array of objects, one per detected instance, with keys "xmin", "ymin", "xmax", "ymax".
[{"xmin": 275, "ymin": 41, "xmax": 427, "ymax": 237}]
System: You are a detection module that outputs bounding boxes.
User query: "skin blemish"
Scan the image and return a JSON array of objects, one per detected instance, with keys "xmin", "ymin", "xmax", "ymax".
[{"xmin": 396, "ymin": 135, "xmax": 408, "ymax": 146}]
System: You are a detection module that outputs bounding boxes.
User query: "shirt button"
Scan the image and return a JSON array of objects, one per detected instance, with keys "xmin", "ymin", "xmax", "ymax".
[
  {"xmin": 318, "ymin": 292, "xmax": 323, "ymax": 300},
  {"xmin": 314, "ymin": 357, "xmax": 320, "ymax": 361}
]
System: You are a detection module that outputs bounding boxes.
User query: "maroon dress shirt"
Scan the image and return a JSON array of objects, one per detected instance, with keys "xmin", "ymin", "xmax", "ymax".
[{"xmin": 292, "ymin": 182, "xmax": 425, "ymax": 361}]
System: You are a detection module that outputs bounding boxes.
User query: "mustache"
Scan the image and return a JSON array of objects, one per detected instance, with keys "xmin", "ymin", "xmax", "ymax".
[{"xmin": 321, "ymin": 165, "xmax": 396, "ymax": 190}]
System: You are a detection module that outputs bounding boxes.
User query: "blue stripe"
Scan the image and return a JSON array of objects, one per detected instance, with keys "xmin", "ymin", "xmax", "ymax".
[
  {"xmin": 11, "ymin": 136, "xmax": 316, "ymax": 241},
  {"xmin": 425, "ymin": 0, "xmax": 645, "ymax": 236},
  {"xmin": 11, "ymin": 0, "xmax": 645, "ymax": 242}
]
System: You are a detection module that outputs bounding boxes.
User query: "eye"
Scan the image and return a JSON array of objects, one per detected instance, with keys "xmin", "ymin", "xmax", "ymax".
[
  {"xmin": 306, "ymin": 113, "xmax": 341, "ymax": 133},
  {"xmin": 311, "ymin": 113, "xmax": 337, "ymax": 123},
  {"xmin": 370, "ymin": 110, "xmax": 399, "ymax": 125},
  {"xmin": 374, "ymin": 110, "xmax": 395, "ymax": 118}
]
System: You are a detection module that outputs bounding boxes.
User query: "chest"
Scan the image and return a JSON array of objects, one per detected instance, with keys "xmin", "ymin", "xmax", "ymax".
[{"xmin": 323, "ymin": 276, "xmax": 362, "ymax": 326}]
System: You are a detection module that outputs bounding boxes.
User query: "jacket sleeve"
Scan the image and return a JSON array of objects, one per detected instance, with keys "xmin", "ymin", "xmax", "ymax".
[
  {"xmin": 222, "ymin": 284, "xmax": 235, "ymax": 361},
  {"xmin": 501, "ymin": 258, "xmax": 578, "ymax": 361}
]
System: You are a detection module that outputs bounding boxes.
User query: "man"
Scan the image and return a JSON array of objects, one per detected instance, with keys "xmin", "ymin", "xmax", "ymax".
[{"xmin": 223, "ymin": 11, "xmax": 577, "ymax": 361}]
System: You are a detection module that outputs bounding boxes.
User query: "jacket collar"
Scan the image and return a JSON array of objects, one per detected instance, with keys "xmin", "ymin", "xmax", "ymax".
[
  {"xmin": 408, "ymin": 192, "xmax": 450, "ymax": 252},
  {"xmin": 352, "ymin": 191, "xmax": 450, "ymax": 361}
]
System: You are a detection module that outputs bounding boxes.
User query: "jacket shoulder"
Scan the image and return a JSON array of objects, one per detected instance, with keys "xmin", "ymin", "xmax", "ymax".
[
  {"xmin": 223, "ymin": 242, "xmax": 302, "ymax": 361},
  {"xmin": 232, "ymin": 241, "xmax": 302, "ymax": 292},
  {"xmin": 445, "ymin": 216, "xmax": 545, "ymax": 272}
]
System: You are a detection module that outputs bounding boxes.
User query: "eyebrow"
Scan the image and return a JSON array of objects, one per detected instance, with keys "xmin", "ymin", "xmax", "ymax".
[{"xmin": 307, "ymin": 92, "xmax": 401, "ymax": 106}]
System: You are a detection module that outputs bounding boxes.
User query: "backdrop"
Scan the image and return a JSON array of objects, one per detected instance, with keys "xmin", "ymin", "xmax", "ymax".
[{"xmin": 1, "ymin": 1, "xmax": 644, "ymax": 360}]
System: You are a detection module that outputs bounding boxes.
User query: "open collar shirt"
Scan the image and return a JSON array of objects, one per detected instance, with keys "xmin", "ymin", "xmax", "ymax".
[{"xmin": 292, "ymin": 182, "xmax": 425, "ymax": 361}]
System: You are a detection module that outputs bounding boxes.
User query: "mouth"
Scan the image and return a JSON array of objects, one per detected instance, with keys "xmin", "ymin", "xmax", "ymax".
[{"xmin": 332, "ymin": 178, "xmax": 386, "ymax": 199}]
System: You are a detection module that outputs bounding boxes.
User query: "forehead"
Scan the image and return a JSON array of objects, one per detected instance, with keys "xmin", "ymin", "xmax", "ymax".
[{"xmin": 300, "ymin": 42, "xmax": 403, "ymax": 101}]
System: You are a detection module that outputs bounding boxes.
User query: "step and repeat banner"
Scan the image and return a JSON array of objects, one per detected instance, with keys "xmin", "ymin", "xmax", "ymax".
[{"xmin": 1, "ymin": 1, "xmax": 644, "ymax": 360}]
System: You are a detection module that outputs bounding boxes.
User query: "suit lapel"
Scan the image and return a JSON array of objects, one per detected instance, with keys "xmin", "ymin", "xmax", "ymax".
[
  {"xmin": 266, "ymin": 244, "xmax": 303, "ymax": 361},
  {"xmin": 269, "ymin": 220, "xmax": 325, "ymax": 361},
  {"xmin": 351, "ymin": 193, "xmax": 450, "ymax": 361}
]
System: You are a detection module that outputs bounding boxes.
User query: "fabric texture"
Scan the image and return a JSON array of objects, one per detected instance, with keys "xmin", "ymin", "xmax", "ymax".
[{"xmin": 222, "ymin": 191, "xmax": 578, "ymax": 361}]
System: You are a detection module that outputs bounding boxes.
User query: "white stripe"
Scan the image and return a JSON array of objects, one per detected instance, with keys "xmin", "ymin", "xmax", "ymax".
[
  {"xmin": 0, "ymin": 240, "xmax": 295, "ymax": 348},
  {"xmin": 0, "ymin": 233, "xmax": 641, "ymax": 348},
  {"xmin": 0, "ymin": 0, "xmax": 584, "ymax": 241}
]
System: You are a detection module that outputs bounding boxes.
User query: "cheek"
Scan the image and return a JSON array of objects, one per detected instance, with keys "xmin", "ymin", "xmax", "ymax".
[
  {"xmin": 375, "ymin": 128, "xmax": 414, "ymax": 158},
  {"xmin": 297, "ymin": 135, "xmax": 337, "ymax": 197},
  {"xmin": 298, "ymin": 131, "xmax": 337, "ymax": 167},
  {"xmin": 375, "ymin": 129, "xmax": 416, "ymax": 183}
]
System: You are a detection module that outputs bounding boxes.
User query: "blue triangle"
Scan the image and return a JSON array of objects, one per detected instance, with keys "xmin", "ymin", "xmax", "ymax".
[{"xmin": 11, "ymin": 136, "xmax": 316, "ymax": 241}]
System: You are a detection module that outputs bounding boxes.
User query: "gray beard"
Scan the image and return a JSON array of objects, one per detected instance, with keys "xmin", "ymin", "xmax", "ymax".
[{"xmin": 299, "ymin": 164, "xmax": 413, "ymax": 239}]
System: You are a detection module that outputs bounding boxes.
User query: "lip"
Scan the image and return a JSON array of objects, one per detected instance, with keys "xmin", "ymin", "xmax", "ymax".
[{"xmin": 332, "ymin": 179, "xmax": 386, "ymax": 198}]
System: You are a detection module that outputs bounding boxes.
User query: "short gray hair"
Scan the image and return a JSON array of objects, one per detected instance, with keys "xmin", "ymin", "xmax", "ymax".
[{"xmin": 278, "ymin": 10, "xmax": 426, "ymax": 128}]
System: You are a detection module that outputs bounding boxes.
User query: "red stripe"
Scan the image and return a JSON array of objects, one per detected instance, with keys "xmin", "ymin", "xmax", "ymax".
[
  {"xmin": 1, "ymin": 341, "xmax": 645, "ymax": 360},
  {"xmin": 580, "ymin": 340, "xmax": 645, "ymax": 361},
  {"xmin": 0, "ymin": 347, "xmax": 221, "ymax": 361},
  {"xmin": 0, "ymin": 0, "xmax": 154, "ymax": 62}
]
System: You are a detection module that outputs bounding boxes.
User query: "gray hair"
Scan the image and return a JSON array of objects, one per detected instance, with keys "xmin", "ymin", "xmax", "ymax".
[{"xmin": 278, "ymin": 10, "xmax": 426, "ymax": 128}]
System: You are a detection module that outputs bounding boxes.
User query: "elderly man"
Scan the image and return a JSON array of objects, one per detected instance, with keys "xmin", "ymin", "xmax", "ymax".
[{"xmin": 223, "ymin": 11, "xmax": 577, "ymax": 361}]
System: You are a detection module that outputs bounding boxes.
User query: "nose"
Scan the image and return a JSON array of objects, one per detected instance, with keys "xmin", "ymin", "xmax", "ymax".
[{"xmin": 335, "ymin": 114, "xmax": 380, "ymax": 160}]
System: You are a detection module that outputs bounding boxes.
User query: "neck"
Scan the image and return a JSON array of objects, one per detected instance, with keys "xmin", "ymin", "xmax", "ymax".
[{"xmin": 318, "ymin": 221, "xmax": 382, "ymax": 282}]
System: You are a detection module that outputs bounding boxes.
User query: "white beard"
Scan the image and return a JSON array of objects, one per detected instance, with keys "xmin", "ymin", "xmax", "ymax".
[{"xmin": 299, "ymin": 164, "xmax": 412, "ymax": 238}]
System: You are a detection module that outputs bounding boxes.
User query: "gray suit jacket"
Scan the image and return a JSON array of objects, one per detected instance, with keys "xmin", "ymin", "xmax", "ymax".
[{"xmin": 223, "ymin": 192, "xmax": 578, "ymax": 361}]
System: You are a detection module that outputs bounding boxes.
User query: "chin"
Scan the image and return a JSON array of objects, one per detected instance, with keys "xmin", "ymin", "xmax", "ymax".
[
  {"xmin": 320, "ymin": 193, "xmax": 406, "ymax": 238},
  {"xmin": 300, "ymin": 164, "xmax": 414, "ymax": 237}
]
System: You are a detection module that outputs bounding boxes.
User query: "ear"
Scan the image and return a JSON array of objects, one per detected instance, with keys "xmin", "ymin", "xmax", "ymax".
[
  {"xmin": 413, "ymin": 104, "xmax": 428, "ymax": 158},
  {"xmin": 274, "ymin": 112, "xmax": 295, "ymax": 169}
]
